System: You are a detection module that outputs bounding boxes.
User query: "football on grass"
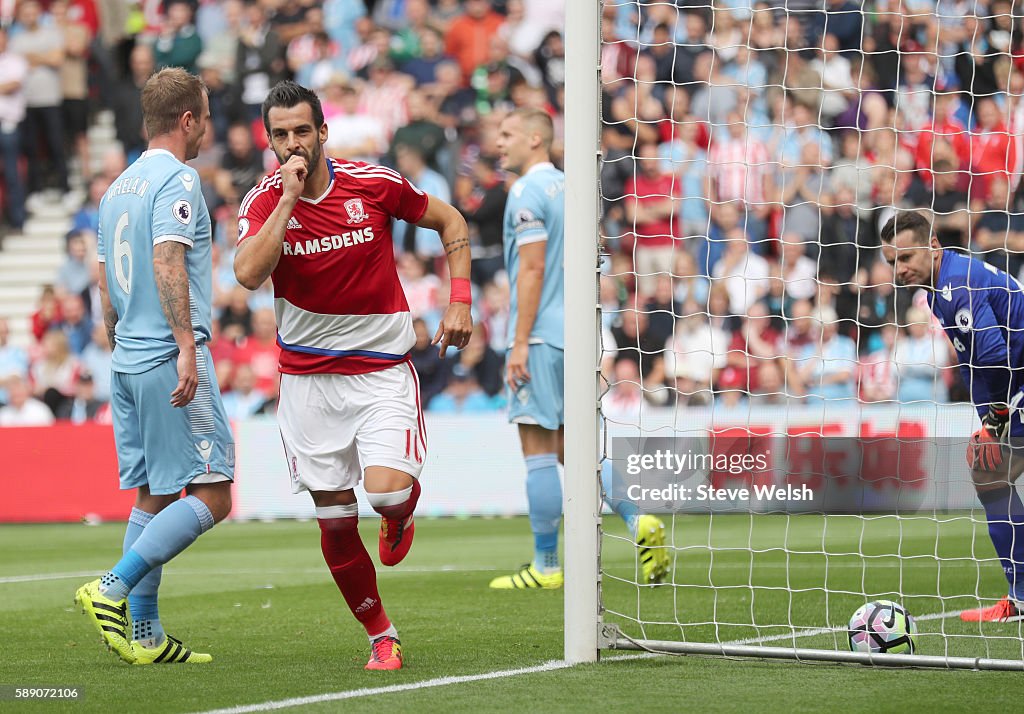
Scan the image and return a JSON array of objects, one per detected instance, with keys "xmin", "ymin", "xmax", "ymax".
[{"xmin": 848, "ymin": 600, "xmax": 917, "ymax": 654}]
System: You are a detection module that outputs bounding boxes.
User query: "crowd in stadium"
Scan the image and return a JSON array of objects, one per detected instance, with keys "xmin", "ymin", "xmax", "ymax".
[{"xmin": 1, "ymin": 0, "xmax": 1023, "ymax": 426}]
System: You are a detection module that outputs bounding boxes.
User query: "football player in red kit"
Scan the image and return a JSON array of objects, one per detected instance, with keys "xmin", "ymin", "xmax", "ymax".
[{"xmin": 234, "ymin": 81, "xmax": 473, "ymax": 671}]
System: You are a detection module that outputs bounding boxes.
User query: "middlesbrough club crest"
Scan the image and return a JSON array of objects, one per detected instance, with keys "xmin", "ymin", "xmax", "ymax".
[{"xmin": 344, "ymin": 198, "xmax": 368, "ymax": 224}]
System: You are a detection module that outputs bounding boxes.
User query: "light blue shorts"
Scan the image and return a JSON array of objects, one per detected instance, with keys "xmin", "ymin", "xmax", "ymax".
[
  {"xmin": 111, "ymin": 345, "xmax": 235, "ymax": 496},
  {"xmin": 507, "ymin": 343, "xmax": 564, "ymax": 431}
]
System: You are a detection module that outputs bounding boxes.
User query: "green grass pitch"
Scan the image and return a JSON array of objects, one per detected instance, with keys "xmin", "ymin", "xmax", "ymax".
[{"xmin": 0, "ymin": 515, "xmax": 1021, "ymax": 712}]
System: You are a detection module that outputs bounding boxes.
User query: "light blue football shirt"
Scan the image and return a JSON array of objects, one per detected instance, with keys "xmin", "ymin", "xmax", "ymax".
[
  {"xmin": 503, "ymin": 161, "xmax": 565, "ymax": 349},
  {"xmin": 97, "ymin": 149, "xmax": 213, "ymax": 374}
]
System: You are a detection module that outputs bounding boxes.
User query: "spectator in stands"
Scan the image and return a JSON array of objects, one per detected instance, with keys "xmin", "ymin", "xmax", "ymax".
[
  {"xmin": 221, "ymin": 363, "xmax": 269, "ymax": 420},
  {"xmin": 154, "ymin": 0, "xmax": 203, "ymax": 74},
  {"xmin": 726, "ymin": 301, "xmax": 783, "ymax": 395},
  {"xmin": 776, "ymin": 141, "xmax": 832, "ymax": 243},
  {"xmin": 196, "ymin": 0, "xmax": 243, "ymax": 85},
  {"xmin": 79, "ymin": 322, "xmax": 111, "ymax": 403},
  {"xmin": 401, "ymin": 26, "xmax": 450, "ymax": 86},
  {"xmin": 71, "ymin": 176, "xmax": 107, "ymax": 237},
  {"xmin": 31, "ymin": 327, "xmax": 78, "ymax": 416},
  {"xmin": 214, "ymin": 123, "xmax": 264, "ymax": 207},
  {"xmin": 601, "ymin": 358, "xmax": 644, "ymax": 421},
  {"xmin": 712, "ymin": 231, "xmax": 771, "ymax": 315},
  {"xmin": 973, "ymin": 176, "xmax": 1024, "ymax": 277},
  {"xmin": 458, "ymin": 154, "xmax": 506, "ymax": 286},
  {"xmin": 112, "ymin": 43, "xmax": 155, "ymax": 163},
  {"xmin": 792, "ymin": 306, "xmax": 858, "ymax": 402},
  {"xmin": 663, "ymin": 301, "xmax": 728, "ymax": 407},
  {"xmin": 859, "ymin": 322, "xmax": 898, "ymax": 403},
  {"xmin": 398, "ymin": 252, "xmax": 443, "ymax": 331},
  {"xmin": 480, "ymin": 278, "xmax": 510, "ymax": 352},
  {"xmin": 0, "ymin": 25, "xmax": 28, "ymax": 233},
  {"xmin": 358, "ymin": 57, "xmax": 412, "ymax": 141},
  {"xmin": 218, "ymin": 284, "xmax": 253, "ymax": 342},
  {"xmin": 431, "ymin": 58, "xmax": 477, "ymax": 129},
  {"xmin": 428, "ymin": 362, "xmax": 496, "ymax": 413},
  {"xmin": 0, "ymin": 374, "xmax": 54, "ymax": 426},
  {"xmin": 783, "ymin": 298, "xmax": 816, "ymax": 357},
  {"xmin": 912, "ymin": 158, "xmax": 971, "ymax": 247},
  {"xmin": 322, "ymin": 75, "xmax": 387, "ymax": 163},
  {"xmin": 749, "ymin": 360, "xmax": 788, "ymax": 405},
  {"xmin": 671, "ymin": 249, "xmax": 710, "ymax": 308},
  {"xmin": 611, "ymin": 300, "xmax": 666, "ymax": 383},
  {"xmin": 690, "ymin": 50, "xmax": 738, "ymax": 126},
  {"xmin": 235, "ymin": 1, "xmax": 286, "ymax": 121},
  {"xmin": 233, "ymin": 307, "xmax": 281, "ymax": 400},
  {"xmin": 386, "ymin": 0, "xmax": 432, "ymax": 62},
  {"xmin": 31, "ymin": 285, "xmax": 63, "ymax": 342},
  {"xmin": 445, "ymin": 0, "xmax": 505, "ymax": 82},
  {"xmin": 446, "ymin": 324, "xmax": 504, "ymax": 398},
  {"xmin": 779, "ymin": 234, "xmax": 818, "ymax": 302},
  {"xmin": 625, "ymin": 142, "xmax": 680, "ymax": 297},
  {"xmin": 969, "ymin": 97, "xmax": 1015, "ymax": 202},
  {"xmin": 57, "ymin": 230, "xmax": 92, "ymax": 296},
  {"xmin": 894, "ymin": 306, "xmax": 951, "ymax": 404},
  {"xmin": 659, "ymin": 115, "xmax": 708, "ymax": 239},
  {"xmin": 707, "ymin": 111, "xmax": 772, "ymax": 241},
  {"xmin": 59, "ymin": 293, "xmax": 92, "ymax": 355},
  {"xmin": 56, "ymin": 370, "xmax": 103, "ymax": 423},
  {"xmin": 10, "ymin": 0, "xmax": 69, "ymax": 197},
  {"xmin": 51, "ymin": 0, "xmax": 91, "ymax": 184},
  {"xmin": 410, "ymin": 317, "xmax": 448, "ymax": 407},
  {"xmin": 818, "ymin": 186, "xmax": 864, "ymax": 283},
  {"xmin": 393, "ymin": 143, "xmax": 451, "ymax": 258},
  {"xmin": 830, "ymin": 131, "xmax": 875, "ymax": 218},
  {"xmin": 642, "ymin": 275, "xmax": 676, "ymax": 350},
  {"xmin": 855, "ymin": 260, "xmax": 903, "ymax": 355},
  {"xmin": 389, "ymin": 89, "xmax": 447, "ymax": 172}
]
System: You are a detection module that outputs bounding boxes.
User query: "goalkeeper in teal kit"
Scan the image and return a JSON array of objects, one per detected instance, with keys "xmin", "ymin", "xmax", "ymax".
[
  {"xmin": 883, "ymin": 211, "xmax": 1024, "ymax": 622},
  {"xmin": 490, "ymin": 107, "xmax": 669, "ymax": 589}
]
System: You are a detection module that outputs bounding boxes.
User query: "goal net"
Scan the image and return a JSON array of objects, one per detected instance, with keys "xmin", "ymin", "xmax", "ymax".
[{"xmin": 564, "ymin": 0, "xmax": 1024, "ymax": 669}]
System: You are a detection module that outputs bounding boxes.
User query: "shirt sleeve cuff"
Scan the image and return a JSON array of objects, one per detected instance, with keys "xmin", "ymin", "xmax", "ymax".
[{"xmin": 153, "ymin": 234, "xmax": 195, "ymax": 248}]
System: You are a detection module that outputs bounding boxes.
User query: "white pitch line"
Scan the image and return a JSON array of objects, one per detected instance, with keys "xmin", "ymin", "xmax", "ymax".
[
  {"xmin": 0, "ymin": 565, "xmax": 499, "ymax": 585},
  {"xmin": 0, "ymin": 570, "xmax": 100, "ymax": 584},
  {"xmin": 190, "ymin": 609, "xmax": 970, "ymax": 713},
  {"xmin": 189, "ymin": 660, "xmax": 575, "ymax": 714}
]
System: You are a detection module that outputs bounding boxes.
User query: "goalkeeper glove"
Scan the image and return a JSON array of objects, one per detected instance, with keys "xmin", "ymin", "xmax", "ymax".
[{"xmin": 967, "ymin": 404, "xmax": 1010, "ymax": 471}]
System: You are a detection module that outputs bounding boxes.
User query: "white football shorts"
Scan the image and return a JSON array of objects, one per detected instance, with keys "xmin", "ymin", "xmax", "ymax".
[{"xmin": 277, "ymin": 361, "xmax": 426, "ymax": 493}]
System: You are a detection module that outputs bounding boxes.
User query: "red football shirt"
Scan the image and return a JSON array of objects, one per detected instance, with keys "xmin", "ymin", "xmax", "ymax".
[{"xmin": 238, "ymin": 159, "xmax": 430, "ymax": 375}]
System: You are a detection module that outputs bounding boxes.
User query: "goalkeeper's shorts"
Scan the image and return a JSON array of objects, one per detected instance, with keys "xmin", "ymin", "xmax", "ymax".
[{"xmin": 507, "ymin": 343, "xmax": 564, "ymax": 431}]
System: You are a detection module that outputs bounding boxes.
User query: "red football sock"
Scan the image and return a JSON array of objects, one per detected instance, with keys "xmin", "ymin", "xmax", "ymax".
[
  {"xmin": 370, "ymin": 478, "xmax": 421, "ymax": 520},
  {"xmin": 318, "ymin": 516, "xmax": 391, "ymax": 636}
]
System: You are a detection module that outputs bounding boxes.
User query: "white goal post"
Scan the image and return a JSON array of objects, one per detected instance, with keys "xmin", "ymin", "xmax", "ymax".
[
  {"xmin": 563, "ymin": 0, "xmax": 1024, "ymax": 671},
  {"xmin": 563, "ymin": 0, "xmax": 603, "ymax": 665}
]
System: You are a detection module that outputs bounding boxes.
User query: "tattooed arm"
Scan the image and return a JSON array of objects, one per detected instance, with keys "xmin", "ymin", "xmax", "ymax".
[
  {"xmin": 416, "ymin": 194, "xmax": 473, "ymax": 355},
  {"xmin": 97, "ymin": 265, "xmax": 118, "ymax": 349},
  {"xmin": 153, "ymin": 241, "xmax": 198, "ymax": 407}
]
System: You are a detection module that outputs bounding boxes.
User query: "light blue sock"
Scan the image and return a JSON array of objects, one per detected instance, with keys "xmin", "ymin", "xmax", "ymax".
[
  {"xmin": 526, "ymin": 453, "xmax": 562, "ymax": 572},
  {"xmin": 102, "ymin": 496, "xmax": 214, "ymax": 600},
  {"xmin": 602, "ymin": 459, "xmax": 639, "ymax": 537},
  {"xmin": 123, "ymin": 508, "xmax": 165, "ymax": 646}
]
